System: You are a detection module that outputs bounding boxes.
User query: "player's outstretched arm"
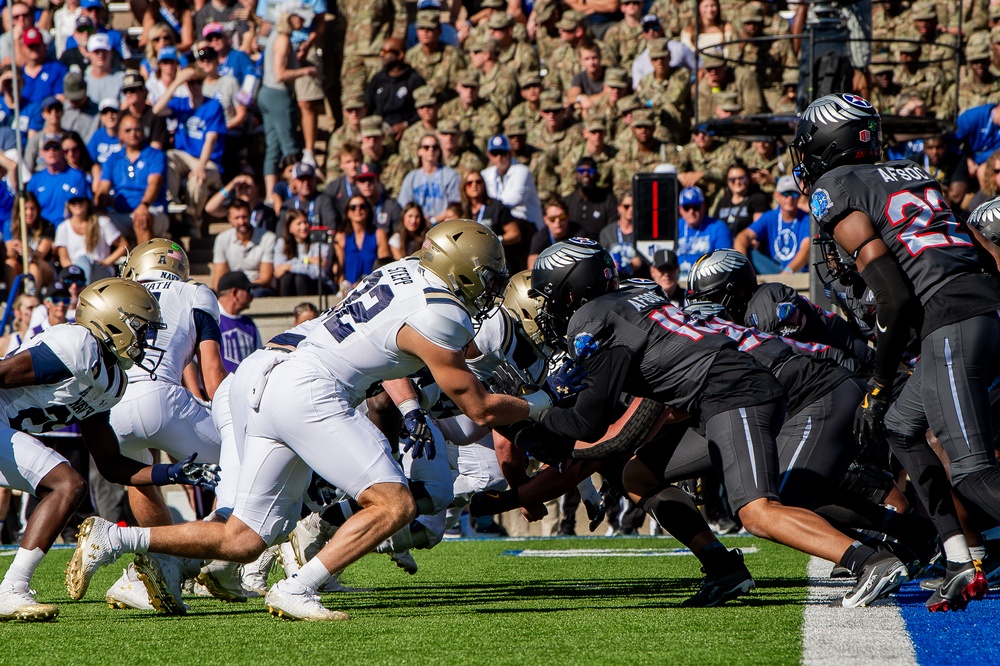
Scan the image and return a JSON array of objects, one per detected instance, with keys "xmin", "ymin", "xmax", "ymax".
[{"xmin": 0, "ymin": 349, "xmax": 43, "ymax": 389}]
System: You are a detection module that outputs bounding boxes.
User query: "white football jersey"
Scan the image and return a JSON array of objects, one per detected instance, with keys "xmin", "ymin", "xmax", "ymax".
[
  {"xmin": 128, "ymin": 278, "xmax": 221, "ymax": 386},
  {"xmin": 295, "ymin": 257, "xmax": 474, "ymax": 405},
  {"xmin": 1, "ymin": 324, "xmax": 127, "ymax": 433},
  {"xmin": 467, "ymin": 308, "xmax": 547, "ymax": 385}
]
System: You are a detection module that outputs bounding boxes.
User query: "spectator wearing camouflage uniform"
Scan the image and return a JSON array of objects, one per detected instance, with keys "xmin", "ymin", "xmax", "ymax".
[
  {"xmin": 868, "ymin": 54, "xmax": 903, "ymax": 115},
  {"xmin": 613, "ymin": 109, "xmax": 670, "ymax": 193},
  {"xmin": 360, "ymin": 115, "xmax": 404, "ymax": 194},
  {"xmin": 489, "ymin": 12, "xmax": 540, "ymax": 80},
  {"xmin": 337, "ymin": 0, "xmax": 408, "ymax": 98},
  {"xmin": 546, "ymin": 11, "xmax": 589, "ymax": 93},
  {"xmin": 438, "ymin": 70, "xmax": 502, "ymax": 148},
  {"xmin": 650, "ymin": 0, "xmax": 695, "ymax": 39},
  {"xmin": 907, "ymin": 1, "xmax": 959, "ymax": 87},
  {"xmin": 892, "ymin": 41, "xmax": 944, "ymax": 115},
  {"xmin": 770, "ymin": 70, "xmax": 799, "ymax": 115},
  {"xmin": 505, "ymin": 117, "xmax": 559, "ymax": 202},
  {"xmin": 397, "ymin": 85, "xmax": 440, "ymax": 168},
  {"xmin": 509, "ymin": 72, "xmax": 544, "ymax": 137},
  {"xmin": 437, "ymin": 119, "xmax": 486, "ymax": 175},
  {"xmin": 405, "ymin": 11, "xmax": 467, "ymax": 100},
  {"xmin": 327, "ymin": 95, "xmax": 366, "ymax": 178},
  {"xmin": 530, "ymin": 89, "xmax": 583, "ymax": 168},
  {"xmin": 558, "ymin": 115, "xmax": 617, "ymax": 196},
  {"xmin": 586, "ymin": 67, "xmax": 631, "ymax": 137},
  {"xmin": 696, "ymin": 54, "xmax": 765, "ymax": 124},
  {"xmin": 603, "ymin": 0, "xmax": 645, "ymax": 71},
  {"xmin": 469, "ymin": 0, "xmax": 529, "ymax": 47},
  {"xmin": 469, "ymin": 38, "xmax": 519, "ymax": 117},
  {"xmin": 613, "ymin": 94, "xmax": 644, "ymax": 148},
  {"xmin": 635, "ymin": 38, "xmax": 692, "ymax": 143},
  {"xmin": 731, "ymin": 3, "xmax": 795, "ymax": 112},
  {"xmin": 676, "ymin": 124, "xmax": 737, "ymax": 210}
]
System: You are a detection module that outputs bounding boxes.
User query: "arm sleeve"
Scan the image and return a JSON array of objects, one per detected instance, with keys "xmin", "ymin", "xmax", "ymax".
[
  {"xmin": 540, "ymin": 346, "xmax": 633, "ymax": 442},
  {"xmin": 27, "ymin": 343, "xmax": 73, "ymax": 383},
  {"xmin": 861, "ymin": 253, "xmax": 918, "ymax": 388},
  {"xmin": 193, "ymin": 309, "xmax": 222, "ymax": 344}
]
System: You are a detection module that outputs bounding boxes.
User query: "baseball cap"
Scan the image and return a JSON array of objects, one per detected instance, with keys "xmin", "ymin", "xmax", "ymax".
[
  {"xmin": 342, "ymin": 94, "xmax": 365, "ymax": 111},
  {"xmin": 75, "ymin": 16, "xmax": 96, "ymax": 32},
  {"xmin": 436, "ymin": 119, "xmax": 461, "ymax": 134},
  {"xmin": 356, "ymin": 163, "xmax": 381, "ymax": 179},
  {"xmin": 41, "ymin": 96, "xmax": 61, "ymax": 111},
  {"xmin": 540, "ymin": 89, "xmax": 563, "ymax": 111},
  {"xmin": 616, "ymin": 94, "xmax": 642, "ymax": 116},
  {"xmin": 641, "ymin": 14, "xmax": 662, "ymax": 30},
  {"xmin": 217, "ymin": 271, "xmax": 252, "ymax": 294},
  {"xmin": 360, "ymin": 115, "xmax": 384, "ymax": 138},
  {"xmin": 202, "ymin": 22, "xmax": 226, "ymax": 38},
  {"xmin": 99, "ymin": 97, "xmax": 119, "ymax": 112},
  {"xmin": 58, "ymin": 265, "xmax": 87, "ymax": 285},
  {"xmin": 158, "ymin": 46, "xmax": 179, "ymax": 62},
  {"xmin": 487, "ymin": 11, "xmax": 515, "ymax": 30},
  {"xmin": 80, "ymin": 0, "xmax": 104, "ymax": 9},
  {"xmin": 911, "ymin": 1, "xmax": 937, "ymax": 20},
  {"xmin": 87, "ymin": 33, "xmax": 111, "ymax": 52},
  {"xmin": 41, "ymin": 132, "xmax": 64, "ymax": 149},
  {"xmin": 584, "ymin": 115, "xmax": 607, "ymax": 132},
  {"xmin": 631, "ymin": 109, "xmax": 655, "ymax": 128},
  {"xmin": 456, "ymin": 70, "xmax": 481, "ymax": 87},
  {"xmin": 649, "ymin": 38, "xmax": 670, "ymax": 60},
  {"xmin": 518, "ymin": 72, "xmax": 542, "ymax": 88},
  {"xmin": 470, "ymin": 38, "xmax": 500, "ymax": 56},
  {"xmin": 740, "ymin": 3, "xmax": 764, "ymax": 23},
  {"xmin": 487, "ymin": 134, "xmax": 510, "ymax": 153},
  {"xmin": 122, "ymin": 70, "xmax": 145, "ymax": 91},
  {"xmin": 64, "ymin": 71, "xmax": 87, "ymax": 101},
  {"xmin": 22, "ymin": 27, "xmax": 43, "ymax": 47},
  {"xmin": 44, "ymin": 281, "xmax": 72, "ymax": 299},
  {"xmin": 556, "ymin": 10, "xmax": 585, "ymax": 31},
  {"xmin": 701, "ymin": 55, "xmax": 726, "ymax": 70},
  {"xmin": 604, "ymin": 67, "xmax": 629, "ymax": 89},
  {"xmin": 679, "ymin": 186, "xmax": 704, "ymax": 207},
  {"xmin": 413, "ymin": 85, "xmax": 438, "ymax": 107},
  {"xmin": 416, "ymin": 10, "xmax": 440, "ymax": 29},
  {"xmin": 652, "ymin": 249, "xmax": 679, "ymax": 271},
  {"xmin": 503, "ymin": 117, "xmax": 527, "ymax": 136},
  {"xmin": 776, "ymin": 175, "xmax": 798, "ymax": 194},
  {"xmin": 991, "ymin": 3, "xmax": 1000, "ymax": 20},
  {"xmin": 291, "ymin": 162, "xmax": 316, "ymax": 179}
]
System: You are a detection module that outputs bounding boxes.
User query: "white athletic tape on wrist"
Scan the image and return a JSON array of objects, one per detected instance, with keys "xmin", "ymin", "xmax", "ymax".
[{"xmin": 523, "ymin": 391, "xmax": 553, "ymax": 420}]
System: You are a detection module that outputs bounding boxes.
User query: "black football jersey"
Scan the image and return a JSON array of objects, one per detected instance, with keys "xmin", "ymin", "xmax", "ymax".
[{"xmin": 562, "ymin": 286, "xmax": 783, "ymax": 419}]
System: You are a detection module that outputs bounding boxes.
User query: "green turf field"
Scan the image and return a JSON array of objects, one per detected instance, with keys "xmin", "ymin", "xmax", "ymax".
[{"xmin": 1, "ymin": 537, "xmax": 809, "ymax": 666}]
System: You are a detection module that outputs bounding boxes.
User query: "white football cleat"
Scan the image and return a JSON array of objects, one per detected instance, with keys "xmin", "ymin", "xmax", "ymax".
[
  {"xmin": 289, "ymin": 513, "xmax": 337, "ymax": 565},
  {"xmin": 389, "ymin": 549, "xmax": 418, "ymax": 575},
  {"xmin": 106, "ymin": 565, "xmax": 154, "ymax": 610},
  {"xmin": 197, "ymin": 560, "xmax": 249, "ymax": 602},
  {"xmin": 134, "ymin": 553, "xmax": 187, "ymax": 615},
  {"xmin": 0, "ymin": 588, "xmax": 58, "ymax": 622},
  {"xmin": 66, "ymin": 516, "xmax": 122, "ymax": 600},
  {"xmin": 278, "ymin": 541, "xmax": 301, "ymax": 578},
  {"xmin": 241, "ymin": 546, "xmax": 278, "ymax": 597},
  {"xmin": 265, "ymin": 579, "xmax": 350, "ymax": 621}
]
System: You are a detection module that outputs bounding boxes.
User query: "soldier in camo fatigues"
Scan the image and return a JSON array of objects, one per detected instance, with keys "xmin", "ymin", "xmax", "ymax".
[
  {"xmin": 586, "ymin": 67, "xmax": 631, "ymax": 142},
  {"xmin": 613, "ymin": 94, "xmax": 643, "ymax": 150},
  {"xmin": 603, "ymin": 0, "xmax": 645, "ymax": 71},
  {"xmin": 635, "ymin": 38, "xmax": 693, "ymax": 145},
  {"xmin": 893, "ymin": 41, "xmax": 945, "ymax": 114},
  {"xmin": 613, "ymin": 109, "xmax": 674, "ymax": 192},
  {"xmin": 696, "ymin": 55, "xmax": 766, "ymax": 123},
  {"xmin": 558, "ymin": 116, "xmax": 618, "ymax": 196},
  {"xmin": 530, "ymin": 89, "xmax": 584, "ymax": 168},
  {"xmin": 488, "ymin": 12, "xmax": 541, "ymax": 80},
  {"xmin": 545, "ymin": 11, "xmax": 590, "ymax": 93},
  {"xmin": 941, "ymin": 37, "xmax": 1000, "ymax": 119},
  {"xmin": 469, "ymin": 38, "xmax": 520, "ymax": 117},
  {"xmin": 328, "ymin": 95, "xmax": 367, "ymax": 178},
  {"xmin": 649, "ymin": 0, "xmax": 694, "ymax": 40},
  {"xmin": 405, "ymin": 11, "xmax": 467, "ymax": 101},
  {"xmin": 905, "ymin": 1, "xmax": 961, "ymax": 87},
  {"xmin": 397, "ymin": 86, "xmax": 441, "ymax": 169},
  {"xmin": 676, "ymin": 125, "xmax": 740, "ymax": 210},
  {"xmin": 469, "ymin": 0, "xmax": 530, "ymax": 46},
  {"xmin": 770, "ymin": 70, "xmax": 799, "ymax": 115},
  {"xmin": 437, "ymin": 119, "xmax": 488, "ymax": 175},
  {"xmin": 505, "ymin": 117, "xmax": 560, "ymax": 201},
  {"xmin": 730, "ymin": 3, "xmax": 796, "ymax": 112},
  {"xmin": 868, "ymin": 55, "xmax": 903, "ymax": 116},
  {"xmin": 438, "ymin": 70, "xmax": 503, "ymax": 148},
  {"xmin": 338, "ymin": 0, "xmax": 408, "ymax": 98},
  {"xmin": 510, "ymin": 72, "xmax": 545, "ymax": 138}
]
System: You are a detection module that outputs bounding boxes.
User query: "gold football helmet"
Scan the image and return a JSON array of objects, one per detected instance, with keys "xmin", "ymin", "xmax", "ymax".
[
  {"xmin": 418, "ymin": 219, "xmax": 509, "ymax": 320},
  {"xmin": 502, "ymin": 270, "xmax": 550, "ymax": 355},
  {"xmin": 120, "ymin": 238, "xmax": 190, "ymax": 282},
  {"xmin": 76, "ymin": 278, "xmax": 166, "ymax": 371}
]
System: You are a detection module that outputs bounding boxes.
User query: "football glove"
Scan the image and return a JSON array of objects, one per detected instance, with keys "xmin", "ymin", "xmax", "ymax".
[
  {"xmin": 542, "ymin": 360, "xmax": 588, "ymax": 404},
  {"xmin": 401, "ymin": 408, "xmax": 436, "ymax": 460},
  {"xmin": 855, "ymin": 384, "xmax": 890, "ymax": 452},
  {"xmin": 152, "ymin": 453, "xmax": 221, "ymax": 489}
]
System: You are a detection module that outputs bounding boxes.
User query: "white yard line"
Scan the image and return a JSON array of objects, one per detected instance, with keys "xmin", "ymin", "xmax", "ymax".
[{"xmin": 802, "ymin": 557, "xmax": 917, "ymax": 666}]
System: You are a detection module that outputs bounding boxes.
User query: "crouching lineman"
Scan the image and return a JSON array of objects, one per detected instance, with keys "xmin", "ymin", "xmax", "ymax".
[
  {"xmin": 105, "ymin": 239, "xmax": 227, "ymax": 610},
  {"xmin": 0, "ymin": 278, "xmax": 219, "ymax": 621},
  {"xmin": 67, "ymin": 220, "xmax": 585, "ymax": 621},
  {"xmin": 524, "ymin": 239, "xmax": 909, "ymax": 608}
]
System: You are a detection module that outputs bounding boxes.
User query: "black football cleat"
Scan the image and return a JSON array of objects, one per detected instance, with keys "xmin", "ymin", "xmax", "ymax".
[
  {"xmin": 925, "ymin": 561, "xmax": 988, "ymax": 612},
  {"xmin": 682, "ymin": 548, "xmax": 755, "ymax": 608}
]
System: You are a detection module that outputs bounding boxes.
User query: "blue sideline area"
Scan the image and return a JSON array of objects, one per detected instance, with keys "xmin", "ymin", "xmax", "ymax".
[{"xmin": 897, "ymin": 580, "xmax": 1000, "ymax": 665}]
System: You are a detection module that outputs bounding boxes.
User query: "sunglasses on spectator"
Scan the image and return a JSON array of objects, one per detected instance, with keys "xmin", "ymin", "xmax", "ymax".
[
  {"xmin": 489, "ymin": 150, "xmax": 509, "ymax": 157},
  {"xmin": 348, "ymin": 203, "xmax": 367, "ymax": 211},
  {"xmin": 48, "ymin": 297, "xmax": 72, "ymax": 306},
  {"xmin": 153, "ymin": 35, "xmax": 171, "ymax": 42},
  {"xmin": 420, "ymin": 143, "xmax": 439, "ymax": 150},
  {"xmin": 465, "ymin": 179, "xmax": 484, "ymax": 186},
  {"xmin": 42, "ymin": 144, "xmax": 63, "ymax": 151},
  {"xmin": 77, "ymin": 25, "xmax": 95, "ymax": 34},
  {"xmin": 779, "ymin": 191, "xmax": 800, "ymax": 198},
  {"xmin": 728, "ymin": 176, "xmax": 747, "ymax": 183},
  {"xmin": 681, "ymin": 205, "xmax": 700, "ymax": 211},
  {"xmin": 195, "ymin": 47, "xmax": 218, "ymax": 61},
  {"xmin": 545, "ymin": 214, "xmax": 567, "ymax": 222},
  {"xmin": 621, "ymin": 203, "xmax": 632, "ymax": 210},
  {"xmin": 576, "ymin": 167, "xmax": 596, "ymax": 175},
  {"xmin": 11, "ymin": 12, "xmax": 29, "ymax": 21}
]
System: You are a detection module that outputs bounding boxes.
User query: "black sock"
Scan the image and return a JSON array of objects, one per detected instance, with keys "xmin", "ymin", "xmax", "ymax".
[
  {"xmin": 320, "ymin": 498, "xmax": 362, "ymax": 527},
  {"xmin": 636, "ymin": 486, "xmax": 711, "ymax": 547},
  {"xmin": 699, "ymin": 541, "xmax": 734, "ymax": 574},
  {"xmin": 840, "ymin": 540, "xmax": 878, "ymax": 575}
]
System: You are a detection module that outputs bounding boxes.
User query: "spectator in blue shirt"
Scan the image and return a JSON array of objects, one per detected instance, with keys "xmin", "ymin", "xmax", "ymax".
[
  {"xmin": 675, "ymin": 185, "xmax": 732, "ymax": 278},
  {"xmin": 65, "ymin": 0, "xmax": 130, "ymax": 60},
  {"xmin": 87, "ymin": 98, "xmax": 122, "ymax": 169},
  {"xmin": 26, "ymin": 133, "xmax": 89, "ymax": 226},
  {"xmin": 953, "ymin": 103, "xmax": 1000, "ymax": 181},
  {"xmin": 153, "ymin": 66, "xmax": 226, "ymax": 232},
  {"xmin": 20, "ymin": 27, "xmax": 68, "ymax": 105},
  {"xmin": 735, "ymin": 175, "xmax": 811, "ymax": 274},
  {"xmin": 95, "ymin": 113, "xmax": 168, "ymax": 244},
  {"xmin": 202, "ymin": 22, "xmax": 257, "ymax": 104}
]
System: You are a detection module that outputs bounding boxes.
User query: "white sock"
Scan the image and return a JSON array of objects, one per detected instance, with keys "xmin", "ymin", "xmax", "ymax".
[
  {"xmin": 943, "ymin": 534, "xmax": 972, "ymax": 564},
  {"xmin": 970, "ymin": 545, "xmax": 987, "ymax": 561},
  {"xmin": 292, "ymin": 557, "xmax": 331, "ymax": 591},
  {"xmin": 0, "ymin": 547, "xmax": 45, "ymax": 593},
  {"xmin": 110, "ymin": 525, "xmax": 151, "ymax": 554},
  {"xmin": 982, "ymin": 526, "xmax": 1000, "ymax": 541}
]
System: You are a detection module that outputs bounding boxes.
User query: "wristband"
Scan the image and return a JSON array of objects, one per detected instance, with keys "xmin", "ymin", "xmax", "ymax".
[
  {"xmin": 523, "ymin": 391, "xmax": 553, "ymax": 420},
  {"xmin": 150, "ymin": 463, "xmax": 171, "ymax": 485},
  {"xmin": 220, "ymin": 187, "xmax": 230, "ymax": 200},
  {"xmin": 397, "ymin": 398, "xmax": 421, "ymax": 414}
]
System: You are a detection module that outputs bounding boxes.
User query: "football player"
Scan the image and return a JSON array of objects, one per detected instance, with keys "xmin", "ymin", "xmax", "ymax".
[
  {"xmin": 105, "ymin": 239, "xmax": 228, "ymax": 610},
  {"xmin": 527, "ymin": 238, "xmax": 909, "ymax": 608},
  {"xmin": 792, "ymin": 93, "xmax": 1000, "ymax": 611},
  {"xmin": 0, "ymin": 278, "xmax": 218, "ymax": 621},
  {"xmin": 66, "ymin": 220, "xmax": 585, "ymax": 621}
]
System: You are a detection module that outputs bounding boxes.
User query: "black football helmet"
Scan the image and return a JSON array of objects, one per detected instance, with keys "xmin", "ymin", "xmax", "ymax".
[
  {"xmin": 686, "ymin": 249, "xmax": 758, "ymax": 323},
  {"xmin": 967, "ymin": 196, "xmax": 1000, "ymax": 245},
  {"xmin": 790, "ymin": 93, "xmax": 882, "ymax": 188},
  {"xmin": 530, "ymin": 238, "xmax": 618, "ymax": 346}
]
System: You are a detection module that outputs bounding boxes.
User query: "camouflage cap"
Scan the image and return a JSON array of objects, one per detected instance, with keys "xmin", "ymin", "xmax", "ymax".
[
  {"xmin": 868, "ymin": 55, "xmax": 895, "ymax": 75},
  {"xmin": 540, "ymin": 89, "xmax": 563, "ymax": 111},
  {"xmin": 966, "ymin": 36, "xmax": 991, "ymax": 62},
  {"xmin": 715, "ymin": 91, "xmax": 741, "ymax": 112},
  {"xmin": 781, "ymin": 69, "xmax": 799, "ymax": 87},
  {"xmin": 991, "ymin": 3, "xmax": 1000, "ymax": 20},
  {"xmin": 342, "ymin": 94, "xmax": 365, "ymax": 111},
  {"xmin": 470, "ymin": 37, "xmax": 501, "ymax": 55},
  {"xmin": 649, "ymin": 38, "xmax": 670, "ymax": 60},
  {"xmin": 604, "ymin": 67, "xmax": 629, "ymax": 89},
  {"xmin": 413, "ymin": 85, "xmax": 438, "ymax": 107},
  {"xmin": 555, "ymin": 10, "xmax": 585, "ymax": 31},
  {"xmin": 437, "ymin": 119, "xmax": 461, "ymax": 134},
  {"xmin": 416, "ymin": 10, "xmax": 440, "ymax": 29},
  {"xmin": 487, "ymin": 11, "xmax": 515, "ymax": 30},
  {"xmin": 910, "ymin": 1, "xmax": 937, "ymax": 20},
  {"xmin": 584, "ymin": 114, "xmax": 607, "ymax": 132},
  {"xmin": 480, "ymin": 0, "xmax": 505, "ymax": 8},
  {"xmin": 701, "ymin": 54, "xmax": 726, "ymax": 69},
  {"xmin": 456, "ymin": 69, "xmax": 481, "ymax": 87},
  {"xmin": 896, "ymin": 41, "xmax": 921, "ymax": 54},
  {"xmin": 503, "ymin": 117, "xmax": 527, "ymax": 135},
  {"xmin": 631, "ymin": 109, "xmax": 655, "ymax": 127},
  {"xmin": 992, "ymin": 25, "xmax": 1000, "ymax": 44},
  {"xmin": 518, "ymin": 71, "xmax": 542, "ymax": 88},
  {"xmin": 616, "ymin": 94, "xmax": 642, "ymax": 116},
  {"xmin": 360, "ymin": 115, "xmax": 385, "ymax": 137},
  {"xmin": 740, "ymin": 2, "xmax": 764, "ymax": 23}
]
